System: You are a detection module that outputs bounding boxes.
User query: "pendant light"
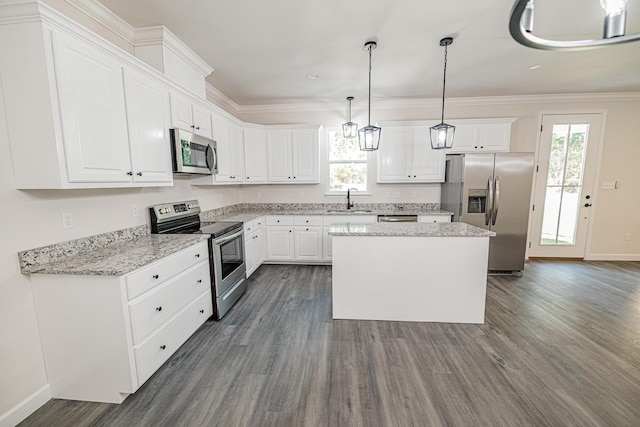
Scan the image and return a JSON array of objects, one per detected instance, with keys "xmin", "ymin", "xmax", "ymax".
[
  {"xmin": 358, "ymin": 41, "xmax": 381, "ymax": 151},
  {"xmin": 430, "ymin": 37, "xmax": 455, "ymax": 150},
  {"xmin": 509, "ymin": 0, "xmax": 640, "ymax": 51},
  {"xmin": 342, "ymin": 96, "xmax": 358, "ymax": 138}
]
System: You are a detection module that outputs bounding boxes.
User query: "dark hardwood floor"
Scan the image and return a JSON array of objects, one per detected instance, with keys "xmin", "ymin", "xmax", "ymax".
[{"xmin": 20, "ymin": 260, "xmax": 640, "ymax": 427}]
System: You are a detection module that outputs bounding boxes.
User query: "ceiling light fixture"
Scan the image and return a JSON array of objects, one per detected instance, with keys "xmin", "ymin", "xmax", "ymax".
[
  {"xmin": 509, "ymin": 0, "xmax": 640, "ymax": 51},
  {"xmin": 430, "ymin": 37, "xmax": 455, "ymax": 150},
  {"xmin": 342, "ymin": 96, "xmax": 358, "ymax": 139},
  {"xmin": 358, "ymin": 41, "xmax": 381, "ymax": 151}
]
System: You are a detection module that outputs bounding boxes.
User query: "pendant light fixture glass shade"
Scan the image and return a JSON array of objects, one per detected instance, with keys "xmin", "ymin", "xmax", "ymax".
[
  {"xmin": 358, "ymin": 41, "xmax": 381, "ymax": 151},
  {"xmin": 430, "ymin": 37, "xmax": 455, "ymax": 150},
  {"xmin": 509, "ymin": 0, "xmax": 640, "ymax": 51},
  {"xmin": 342, "ymin": 96, "xmax": 358, "ymax": 138}
]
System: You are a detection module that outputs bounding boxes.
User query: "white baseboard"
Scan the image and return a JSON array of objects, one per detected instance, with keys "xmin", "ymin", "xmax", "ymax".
[
  {"xmin": 585, "ymin": 253, "xmax": 640, "ymax": 261},
  {"xmin": 0, "ymin": 385, "xmax": 51, "ymax": 427}
]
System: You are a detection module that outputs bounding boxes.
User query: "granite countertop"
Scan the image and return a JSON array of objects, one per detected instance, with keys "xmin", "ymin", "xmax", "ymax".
[
  {"xmin": 215, "ymin": 209, "xmax": 453, "ymax": 223},
  {"xmin": 22, "ymin": 234, "xmax": 209, "ymax": 276},
  {"xmin": 328, "ymin": 222, "xmax": 496, "ymax": 238}
]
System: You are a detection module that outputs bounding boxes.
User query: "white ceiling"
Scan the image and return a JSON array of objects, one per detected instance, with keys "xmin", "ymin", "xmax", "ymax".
[{"xmin": 99, "ymin": 0, "xmax": 640, "ymax": 106}]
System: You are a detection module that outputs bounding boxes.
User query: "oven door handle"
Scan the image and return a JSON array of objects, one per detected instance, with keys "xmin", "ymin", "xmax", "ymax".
[{"xmin": 213, "ymin": 229, "xmax": 244, "ymax": 245}]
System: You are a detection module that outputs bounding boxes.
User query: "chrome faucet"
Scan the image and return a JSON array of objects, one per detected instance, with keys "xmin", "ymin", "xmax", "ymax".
[{"xmin": 346, "ymin": 188, "xmax": 358, "ymax": 210}]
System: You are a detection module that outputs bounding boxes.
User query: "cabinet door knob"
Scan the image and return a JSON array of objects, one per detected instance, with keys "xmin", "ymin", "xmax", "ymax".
[
  {"xmin": 289, "ymin": 230, "xmax": 292, "ymax": 233},
  {"xmin": 247, "ymin": 177, "xmax": 250, "ymax": 179},
  {"xmin": 136, "ymin": 172, "xmax": 143, "ymax": 176},
  {"xmin": 474, "ymin": 146, "xmax": 478, "ymax": 149},
  {"xmin": 408, "ymin": 175, "xmax": 411, "ymax": 178},
  {"xmin": 195, "ymin": 253, "xmax": 200, "ymax": 258},
  {"xmin": 152, "ymin": 274, "xmax": 159, "ymax": 279},
  {"xmin": 196, "ymin": 126, "xmax": 200, "ymax": 130},
  {"xmin": 306, "ymin": 228, "xmax": 309, "ymax": 231},
  {"xmin": 197, "ymin": 279, "xmax": 202, "ymax": 283},
  {"xmin": 199, "ymin": 309, "xmax": 204, "ymax": 314},
  {"xmin": 127, "ymin": 171, "xmax": 133, "ymax": 176},
  {"xmin": 191, "ymin": 125, "xmax": 195, "ymax": 128},
  {"xmin": 288, "ymin": 176, "xmax": 291, "ymax": 179},
  {"xmin": 480, "ymin": 146, "xmax": 484, "ymax": 149},
  {"xmin": 156, "ymin": 306, "xmax": 162, "ymax": 311},
  {"xmin": 584, "ymin": 203, "xmax": 592, "ymax": 207},
  {"xmin": 160, "ymin": 345, "xmax": 166, "ymax": 350}
]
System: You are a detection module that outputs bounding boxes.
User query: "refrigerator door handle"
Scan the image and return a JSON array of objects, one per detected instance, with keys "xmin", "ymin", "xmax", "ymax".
[
  {"xmin": 492, "ymin": 176, "xmax": 500, "ymax": 226},
  {"xmin": 486, "ymin": 176, "xmax": 493, "ymax": 226}
]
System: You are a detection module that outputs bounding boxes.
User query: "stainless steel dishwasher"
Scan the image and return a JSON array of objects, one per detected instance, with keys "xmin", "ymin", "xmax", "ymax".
[{"xmin": 377, "ymin": 215, "xmax": 418, "ymax": 222}]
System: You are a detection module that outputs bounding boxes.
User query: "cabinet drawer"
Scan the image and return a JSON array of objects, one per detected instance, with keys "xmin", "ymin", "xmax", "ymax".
[
  {"xmin": 323, "ymin": 215, "xmax": 377, "ymax": 226},
  {"xmin": 294, "ymin": 215, "xmax": 322, "ymax": 226},
  {"xmin": 266, "ymin": 215, "xmax": 294, "ymax": 226},
  {"xmin": 244, "ymin": 219, "xmax": 255, "ymax": 234},
  {"xmin": 418, "ymin": 215, "xmax": 452, "ymax": 223},
  {"xmin": 134, "ymin": 290, "xmax": 212, "ymax": 387},
  {"xmin": 253, "ymin": 216, "xmax": 265, "ymax": 230},
  {"xmin": 126, "ymin": 242, "xmax": 208, "ymax": 300},
  {"xmin": 129, "ymin": 260, "xmax": 210, "ymax": 343}
]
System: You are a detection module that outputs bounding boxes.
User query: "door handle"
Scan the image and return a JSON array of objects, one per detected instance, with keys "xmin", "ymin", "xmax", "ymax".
[
  {"xmin": 485, "ymin": 177, "xmax": 493, "ymax": 226},
  {"xmin": 492, "ymin": 176, "xmax": 500, "ymax": 226}
]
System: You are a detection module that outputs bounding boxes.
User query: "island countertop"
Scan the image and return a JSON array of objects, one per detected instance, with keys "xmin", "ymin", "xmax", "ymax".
[{"xmin": 328, "ymin": 221, "xmax": 496, "ymax": 237}]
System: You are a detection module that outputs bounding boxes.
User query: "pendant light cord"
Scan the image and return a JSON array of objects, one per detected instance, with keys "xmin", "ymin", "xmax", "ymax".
[
  {"xmin": 367, "ymin": 45, "xmax": 372, "ymax": 126},
  {"xmin": 441, "ymin": 44, "xmax": 448, "ymax": 124}
]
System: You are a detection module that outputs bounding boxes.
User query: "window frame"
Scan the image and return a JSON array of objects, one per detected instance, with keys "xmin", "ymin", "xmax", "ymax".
[{"xmin": 326, "ymin": 128, "xmax": 370, "ymax": 195}]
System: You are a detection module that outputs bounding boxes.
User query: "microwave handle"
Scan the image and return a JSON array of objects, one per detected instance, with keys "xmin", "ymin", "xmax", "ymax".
[{"xmin": 206, "ymin": 145, "xmax": 217, "ymax": 173}]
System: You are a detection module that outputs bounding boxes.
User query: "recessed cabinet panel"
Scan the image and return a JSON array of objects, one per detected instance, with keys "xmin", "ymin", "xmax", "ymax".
[
  {"xmin": 448, "ymin": 120, "xmax": 513, "ymax": 153},
  {"xmin": 295, "ymin": 227, "xmax": 322, "ymax": 261},
  {"xmin": 244, "ymin": 128, "xmax": 267, "ymax": 182},
  {"xmin": 123, "ymin": 69, "xmax": 172, "ymax": 183},
  {"xmin": 266, "ymin": 227, "xmax": 295, "ymax": 261},
  {"xmin": 292, "ymin": 130, "xmax": 319, "ymax": 182},
  {"xmin": 192, "ymin": 105, "xmax": 212, "ymax": 139},
  {"xmin": 53, "ymin": 32, "xmax": 131, "ymax": 182},
  {"xmin": 378, "ymin": 127, "xmax": 412, "ymax": 181},
  {"xmin": 169, "ymin": 93, "xmax": 193, "ymax": 131},
  {"xmin": 267, "ymin": 131, "xmax": 292, "ymax": 182}
]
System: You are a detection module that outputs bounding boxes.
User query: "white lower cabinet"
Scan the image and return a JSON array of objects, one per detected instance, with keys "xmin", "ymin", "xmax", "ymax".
[
  {"xmin": 294, "ymin": 226, "xmax": 322, "ymax": 261},
  {"xmin": 266, "ymin": 226, "xmax": 295, "ymax": 261},
  {"xmin": 244, "ymin": 217, "xmax": 265, "ymax": 277},
  {"xmin": 418, "ymin": 215, "xmax": 452, "ymax": 223},
  {"xmin": 322, "ymin": 215, "xmax": 377, "ymax": 261},
  {"xmin": 29, "ymin": 241, "xmax": 212, "ymax": 404}
]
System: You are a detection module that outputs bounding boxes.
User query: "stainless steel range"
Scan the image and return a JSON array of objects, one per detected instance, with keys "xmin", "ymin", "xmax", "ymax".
[{"xmin": 150, "ymin": 200, "xmax": 246, "ymax": 319}]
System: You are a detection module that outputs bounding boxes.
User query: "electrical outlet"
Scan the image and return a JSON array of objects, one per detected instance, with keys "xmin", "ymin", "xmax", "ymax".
[
  {"xmin": 411, "ymin": 191, "xmax": 417, "ymax": 199},
  {"xmin": 131, "ymin": 204, "xmax": 139, "ymax": 218},
  {"xmin": 257, "ymin": 191, "xmax": 262, "ymax": 200},
  {"xmin": 601, "ymin": 181, "xmax": 617, "ymax": 190},
  {"xmin": 299, "ymin": 191, "xmax": 304, "ymax": 199},
  {"xmin": 62, "ymin": 212, "xmax": 74, "ymax": 229},
  {"xmin": 393, "ymin": 191, "xmax": 401, "ymax": 199},
  {"xmin": 386, "ymin": 192, "xmax": 391, "ymax": 199},
  {"xmin": 625, "ymin": 233, "xmax": 631, "ymax": 241}
]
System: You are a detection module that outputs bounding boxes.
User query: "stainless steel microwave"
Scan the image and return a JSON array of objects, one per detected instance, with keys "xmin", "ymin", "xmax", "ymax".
[{"xmin": 170, "ymin": 128, "xmax": 217, "ymax": 175}]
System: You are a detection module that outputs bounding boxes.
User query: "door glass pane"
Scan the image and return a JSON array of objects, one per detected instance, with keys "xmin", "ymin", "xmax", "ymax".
[{"xmin": 539, "ymin": 124, "xmax": 589, "ymax": 246}]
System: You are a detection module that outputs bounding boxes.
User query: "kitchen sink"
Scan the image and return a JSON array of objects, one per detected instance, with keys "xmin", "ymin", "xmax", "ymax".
[{"xmin": 325, "ymin": 209, "xmax": 373, "ymax": 213}]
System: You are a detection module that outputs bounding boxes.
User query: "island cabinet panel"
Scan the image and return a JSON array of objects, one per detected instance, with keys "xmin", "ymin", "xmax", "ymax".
[{"xmin": 29, "ymin": 241, "xmax": 212, "ymax": 404}]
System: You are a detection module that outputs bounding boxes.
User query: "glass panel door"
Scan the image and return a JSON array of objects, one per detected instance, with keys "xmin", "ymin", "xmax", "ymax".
[{"xmin": 529, "ymin": 114, "xmax": 603, "ymax": 258}]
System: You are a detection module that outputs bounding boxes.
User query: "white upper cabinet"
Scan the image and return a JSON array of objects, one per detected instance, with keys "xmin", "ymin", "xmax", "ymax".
[
  {"xmin": 211, "ymin": 113, "xmax": 244, "ymax": 183},
  {"xmin": 243, "ymin": 127, "xmax": 267, "ymax": 182},
  {"xmin": 169, "ymin": 93, "xmax": 213, "ymax": 139},
  {"xmin": 0, "ymin": 22, "xmax": 175, "ymax": 189},
  {"xmin": 266, "ymin": 126, "xmax": 319, "ymax": 183},
  {"xmin": 377, "ymin": 124, "xmax": 445, "ymax": 183},
  {"xmin": 53, "ymin": 31, "xmax": 132, "ymax": 183},
  {"xmin": 123, "ymin": 69, "xmax": 172, "ymax": 183},
  {"xmin": 448, "ymin": 119, "xmax": 514, "ymax": 153}
]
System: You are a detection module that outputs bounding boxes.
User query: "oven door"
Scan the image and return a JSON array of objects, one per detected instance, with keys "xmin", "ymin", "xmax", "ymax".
[{"xmin": 211, "ymin": 229, "xmax": 246, "ymax": 297}]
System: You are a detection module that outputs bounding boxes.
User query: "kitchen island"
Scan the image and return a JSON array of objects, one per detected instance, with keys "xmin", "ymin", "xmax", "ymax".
[{"xmin": 329, "ymin": 222, "xmax": 495, "ymax": 324}]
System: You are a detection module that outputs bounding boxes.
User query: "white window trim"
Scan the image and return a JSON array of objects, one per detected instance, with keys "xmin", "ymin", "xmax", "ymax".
[{"xmin": 326, "ymin": 128, "xmax": 369, "ymax": 194}]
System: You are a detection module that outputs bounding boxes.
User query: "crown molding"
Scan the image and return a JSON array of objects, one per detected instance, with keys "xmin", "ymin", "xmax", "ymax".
[
  {"xmin": 226, "ymin": 92, "xmax": 640, "ymax": 115},
  {"xmin": 65, "ymin": 0, "xmax": 134, "ymax": 44},
  {"xmin": 205, "ymin": 83, "xmax": 240, "ymax": 114},
  {"xmin": 134, "ymin": 26, "xmax": 214, "ymax": 77}
]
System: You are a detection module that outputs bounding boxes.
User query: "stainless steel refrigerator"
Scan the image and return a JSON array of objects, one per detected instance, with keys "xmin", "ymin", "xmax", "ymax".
[{"xmin": 441, "ymin": 153, "xmax": 534, "ymax": 273}]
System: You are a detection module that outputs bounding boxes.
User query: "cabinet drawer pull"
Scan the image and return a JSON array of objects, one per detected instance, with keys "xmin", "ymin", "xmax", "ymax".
[
  {"xmin": 195, "ymin": 253, "xmax": 200, "ymax": 258},
  {"xmin": 197, "ymin": 279, "xmax": 202, "ymax": 283},
  {"xmin": 127, "ymin": 171, "xmax": 133, "ymax": 176},
  {"xmin": 136, "ymin": 172, "xmax": 142, "ymax": 176},
  {"xmin": 160, "ymin": 345, "xmax": 166, "ymax": 350},
  {"xmin": 156, "ymin": 306, "xmax": 162, "ymax": 312},
  {"xmin": 199, "ymin": 309, "xmax": 204, "ymax": 314},
  {"xmin": 196, "ymin": 126, "xmax": 200, "ymax": 130},
  {"xmin": 152, "ymin": 274, "xmax": 159, "ymax": 279}
]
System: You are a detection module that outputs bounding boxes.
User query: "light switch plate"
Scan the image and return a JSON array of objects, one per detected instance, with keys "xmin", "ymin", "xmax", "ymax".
[{"xmin": 131, "ymin": 205, "xmax": 139, "ymax": 218}]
